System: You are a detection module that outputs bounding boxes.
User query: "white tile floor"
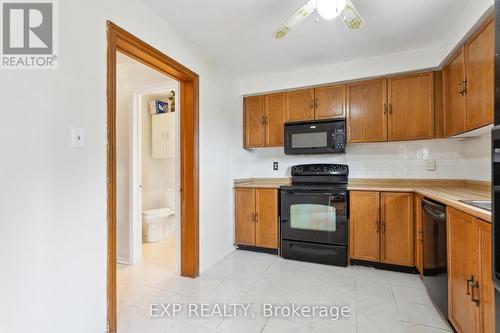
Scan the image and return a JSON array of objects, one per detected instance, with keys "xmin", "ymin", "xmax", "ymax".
[{"xmin": 118, "ymin": 249, "xmax": 452, "ymax": 333}]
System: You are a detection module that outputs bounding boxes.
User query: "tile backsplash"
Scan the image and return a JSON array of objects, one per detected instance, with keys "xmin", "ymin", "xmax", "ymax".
[{"xmin": 232, "ymin": 132, "xmax": 491, "ymax": 181}]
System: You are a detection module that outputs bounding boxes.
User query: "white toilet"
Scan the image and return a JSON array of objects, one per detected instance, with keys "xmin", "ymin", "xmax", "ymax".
[{"xmin": 142, "ymin": 188, "xmax": 176, "ymax": 243}]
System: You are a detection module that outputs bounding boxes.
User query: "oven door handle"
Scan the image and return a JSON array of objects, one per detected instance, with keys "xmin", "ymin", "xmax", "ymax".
[{"xmin": 287, "ymin": 190, "xmax": 347, "ymax": 196}]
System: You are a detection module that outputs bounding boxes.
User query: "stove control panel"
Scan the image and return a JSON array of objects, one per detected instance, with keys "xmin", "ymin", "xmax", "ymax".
[{"xmin": 291, "ymin": 164, "xmax": 349, "ymax": 176}]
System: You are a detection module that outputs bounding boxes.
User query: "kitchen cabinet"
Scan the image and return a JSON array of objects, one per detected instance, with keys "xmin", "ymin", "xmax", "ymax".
[
  {"xmin": 414, "ymin": 194, "xmax": 424, "ymax": 275},
  {"xmin": 443, "ymin": 19, "xmax": 494, "ymax": 136},
  {"xmin": 347, "ymin": 79, "xmax": 387, "ymax": 143},
  {"xmin": 465, "ymin": 19, "xmax": 494, "ymax": 130},
  {"xmin": 349, "ymin": 191, "xmax": 414, "ymax": 267},
  {"xmin": 152, "ymin": 112, "xmax": 176, "ymax": 159},
  {"xmin": 314, "ymin": 84, "xmax": 346, "ymax": 120},
  {"xmin": 243, "ymin": 93, "xmax": 286, "ymax": 148},
  {"xmin": 265, "ymin": 93, "xmax": 286, "ymax": 147},
  {"xmin": 234, "ymin": 188, "xmax": 278, "ymax": 249},
  {"xmin": 349, "ymin": 191, "xmax": 380, "ymax": 262},
  {"xmin": 447, "ymin": 207, "xmax": 494, "ymax": 333},
  {"xmin": 243, "ymin": 95, "xmax": 266, "ymax": 148},
  {"xmin": 443, "ymin": 48, "xmax": 467, "ymax": 136},
  {"xmin": 286, "ymin": 88, "xmax": 315, "ymax": 122},
  {"xmin": 388, "ymin": 73, "xmax": 434, "ymax": 141},
  {"xmin": 380, "ymin": 192, "xmax": 414, "ymax": 266}
]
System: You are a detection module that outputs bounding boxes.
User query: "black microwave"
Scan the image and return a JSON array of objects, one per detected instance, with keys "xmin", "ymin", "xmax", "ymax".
[{"xmin": 284, "ymin": 119, "xmax": 346, "ymax": 155}]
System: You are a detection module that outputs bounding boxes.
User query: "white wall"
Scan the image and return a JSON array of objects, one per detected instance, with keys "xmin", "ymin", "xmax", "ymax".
[{"xmin": 0, "ymin": 0, "xmax": 239, "ymax": 332}]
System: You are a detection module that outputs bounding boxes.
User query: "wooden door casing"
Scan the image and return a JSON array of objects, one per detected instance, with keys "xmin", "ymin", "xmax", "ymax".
[
  {"xmin": 244, "ymin": 96, "xmax": 265, "ymax": 148},
  {"xmin": 234, "ymin": 188, "xmax": 256, "ymax": 246},
  {"xmin": 286, "ymin": 89, "xmax": 315, "ymax": 122},
  {"xmin": 314, "ymin": 85, "xmax": 346, "ymax": 119},
  {"xmin": 347, "ymin": 79, "xmax": 387, "ymax": 143},
  {"xmin": 380, "ymin": 192, "xmax": 414, "ymax": 266},
  {"xmin": 447, "ymin": 208, "xmax": 480, "ymax": 333},
  {"xmin": 443, "ymin": 48, "xmax": 467, "ymax": 136},
  {"xmin": 349, "ymin": 191, "xmax": 381, "ymax": 262},
  {"xmin": 465, "ymin": 19, "xmax": 494, "ymax": 131},
  {"xmin": 388, "ymin": 73, "xmax": 434, "ymax": 141},
  {"xmin": 264, "ymin": 93, "xmax": 286, "ymax": 147},
  {"xmin": 255, "ymin": 189, "xmax": 278, "ymax": 249}
]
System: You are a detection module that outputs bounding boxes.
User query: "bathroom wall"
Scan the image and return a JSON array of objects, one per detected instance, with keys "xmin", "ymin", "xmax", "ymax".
[
  {"xmin": 231, "ymin": 129, "xmax": 491, "ymax": 182},
  {"xmin": 141, "ymin": 91, "xmax": 176, "ymax": 211},
  {"xmin": 116, "ymin": 54, "xmax": 176, "ymax": 263}
]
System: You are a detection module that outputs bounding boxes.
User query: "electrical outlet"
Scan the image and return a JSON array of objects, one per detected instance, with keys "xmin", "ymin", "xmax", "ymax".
[
  {"xmin": 424, "ymin": 159, "xmax": 436, "ymax": 171},
  {"xmin": 273, "ymin": 162, "xmax": 279, "ymax": 170}
]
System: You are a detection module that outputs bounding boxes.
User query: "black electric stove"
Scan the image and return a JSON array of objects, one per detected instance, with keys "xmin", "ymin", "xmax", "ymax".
[{"xmin": 280, "ymin": 164, "xmax": 349, "ymax": 267}]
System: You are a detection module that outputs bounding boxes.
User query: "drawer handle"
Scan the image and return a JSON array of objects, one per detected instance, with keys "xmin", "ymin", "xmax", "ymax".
[
  {"xmin": 466, "ymin": 276, "xmax": 474, "ymax": 295},
  {"xmin": 471, "ymin": 280, "xmax": 480, "ymax": 307}
]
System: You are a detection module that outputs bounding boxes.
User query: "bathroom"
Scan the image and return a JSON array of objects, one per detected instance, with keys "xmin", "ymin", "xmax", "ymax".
[{"xmin": 115, "ymin": 52, "xmax": 180, "ymax": 295}]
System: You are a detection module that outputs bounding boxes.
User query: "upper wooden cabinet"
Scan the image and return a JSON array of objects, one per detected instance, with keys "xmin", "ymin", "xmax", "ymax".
[
  {"xmin": 444, "ymin": 19, "xmax": 494, "ymax": 136},
  {"xmin": 388, "ymin": 73, "xmax": 434, "ymax": 141},
  {"xmin": 314, "ymin": 85, "xmax": 346, "ymax": 120},
  {"xmin": 465, "ymin": 19, "xmax": 494, "ymax": 130},
  {"xmin": 444, "ymin": 48, "xmax": 467, "ymax": 136},
  {"xmin": 234, "ymin": 188, "xmax": 278, "ymax": 249},
  {"xmin": 265, "ymin": 93, "xmax": 286, "ymax": 147},
  {"xmin": 243, "ymin": 93, "xmax": 285, "ymax": 148},
  {"xmin": 347, "ymin": 79, "xmax": 387, "ymax": 143},
  {"xmin": 447, "ymin": 207, "xmax": 494, "ymax": 333},
  {"xmin": 349, "ymin": 191, "xmax": 414, "ymax": 267},
  {"xmin": 286, "ymin": 89, "xmax": 315, "ymax": 122},
  {"xmin": 243, "ymin": 95, "xmax": 266, "ymax": 148}
]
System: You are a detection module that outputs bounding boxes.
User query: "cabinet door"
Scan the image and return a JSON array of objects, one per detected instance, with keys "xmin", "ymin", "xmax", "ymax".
[
  {"xmin": 314, "ymin": 85, "xmax": 346, "ymax": 119},
  {"xmin": 443, "ymin": 48, "xmax": 467, "ymax": 136},
  {"xmin": 349, "ymin": 191, "xmax": 380, "ymax": 262},
  {"xmin": 478, "ymin": 220, "xmax": 494, "ymax": 333},
  {"xmin": 414, "ymin": 194, "xmax": 424, "ymax": 275},
  {"xmin": 388, "ymin": 73, "xmax": 434, "ymax": 141},
  {"xmin": 152, "ymin": 113, "xmax": 168, "ymax": 159},
  {"xmin": 380, "ymin": 192, "xmax": 414, "ymax": 266},
  {"xmin": 255, "ymin": 189, "xmax": 278, "ymax": 249},
  {"xmin": 234, "ymin": 188, "xmax": 256, "ymax": 246},
  {"xmin": 347, "ymin": 79, "xmax": 387, "ymax": 142},
  {"xmin": 265, "ymin": 93, "xmax": 286, "ymax": 147},
  {"xmin": 447, "ymin": 208, "xmax": 480, "ymax": 333},
  {"xmin": 465, "ymin": 19, "xmax": 494, "ymax": 131},
  {"xmin": 286, "ymin": 89, "xmax": 314, "ymax": 122},
  {"xmin": 244, "ymin": 96, "xmax": 265, "ymax": 148}
]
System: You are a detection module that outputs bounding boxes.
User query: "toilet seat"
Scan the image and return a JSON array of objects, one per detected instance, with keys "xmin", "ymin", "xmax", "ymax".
[{"xmin": 142, "ymin": 208, "xmax": 174, "ymax": 218}]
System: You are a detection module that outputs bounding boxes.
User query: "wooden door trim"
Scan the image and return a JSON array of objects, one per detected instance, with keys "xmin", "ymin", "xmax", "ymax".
[{"xmin": 107, "ymin": 22, "xmax": 199, "ymax": 333}]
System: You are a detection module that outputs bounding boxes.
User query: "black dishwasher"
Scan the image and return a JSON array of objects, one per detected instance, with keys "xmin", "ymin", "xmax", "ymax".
[{"xmin": 422, "ymin": 198, "xmax": 448, "ymax": 317}]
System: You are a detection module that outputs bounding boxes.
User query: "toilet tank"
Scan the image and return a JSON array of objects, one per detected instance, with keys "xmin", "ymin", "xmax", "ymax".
[{"xmin": 164, "ymin": 188, "xmax": 176, "ymax": 210}]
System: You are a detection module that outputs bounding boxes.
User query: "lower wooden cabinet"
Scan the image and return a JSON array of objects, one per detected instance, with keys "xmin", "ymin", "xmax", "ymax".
[
  {"xmin": 447, "ymin": 207, "xmax": 494, "ymax": 333},
  {"xmin": 234, "ymin": 188, "xmax": 278, "ymax": 249},
  {"xmin": 349, "ymin": 191, "xmax": 414, "ymax": 267}
]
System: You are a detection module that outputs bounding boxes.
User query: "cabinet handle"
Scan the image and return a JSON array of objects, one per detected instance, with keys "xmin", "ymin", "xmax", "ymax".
[
  {"xmin": 466, "ymin": 276, "xmax": 474, "ymax": 295},
  {"xmin": 315, "ymin": 98, "xmax": 318, "ymax": 109},
  {"xmin": 251, "ymin": 212, "xmax": 256, "ymax": 222},
  {"xmin": 383, "ymin": 103, "xmax": 388, "ymax": 114},
  {"xmin": 381, "ymin": 221, "xmax": 386, "ymax": 234},
  {"xmin": 388, "ymin": 104, "xmax": 392, "ymax": 115},
  {"xmin": 255, "ymin": 213, "xmax": 259, "ymax": 222},
  {"xmin": 471, "ymin": 281, "xmax": 480, "ymax": 307},
  {"xmin": 309, "ymin": 99, "xmax": 314, "ymax": 109},
  {"xmin": 459, "ymin": 80, "xmax": 467, "ymax": 96},
  {"xmin": 458, "ymin": 82, "xmax": 464, "ymax": 95}
]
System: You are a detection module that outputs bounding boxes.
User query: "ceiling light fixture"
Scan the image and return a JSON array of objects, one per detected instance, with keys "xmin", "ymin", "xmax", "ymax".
[{"xmin": 316, "ymin": 0, "xmax": 347, "ymax": 20}]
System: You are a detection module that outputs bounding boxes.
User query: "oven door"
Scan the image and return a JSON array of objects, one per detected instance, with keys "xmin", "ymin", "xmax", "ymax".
[{"xmin": 280, "ymin": 188, "xmax": 347, "ymax": 245}]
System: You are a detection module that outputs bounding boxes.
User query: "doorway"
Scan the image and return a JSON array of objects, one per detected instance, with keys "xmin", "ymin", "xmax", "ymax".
[{"xmin": 107, "ymin": 22, "xmax": 199, "ymax": 333}]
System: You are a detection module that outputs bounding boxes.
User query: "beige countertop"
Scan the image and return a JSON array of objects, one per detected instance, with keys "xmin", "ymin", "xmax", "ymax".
[{"xmin": 234, "ymin": 178, "xmax": 491, "ymax": 222}]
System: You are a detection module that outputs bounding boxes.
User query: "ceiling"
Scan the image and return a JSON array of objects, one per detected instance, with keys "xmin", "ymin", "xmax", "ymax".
[{"xmin": 140, "ymin": 0, "xmax": 470, "ymax": 78}]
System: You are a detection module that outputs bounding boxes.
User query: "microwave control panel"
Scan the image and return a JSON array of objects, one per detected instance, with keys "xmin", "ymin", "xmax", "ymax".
[{"xmin": 332, "ymin": 128, "xmax": 345, "ymax": 149}]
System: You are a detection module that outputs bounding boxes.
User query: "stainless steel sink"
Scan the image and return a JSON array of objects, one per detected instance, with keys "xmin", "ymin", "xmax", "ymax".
[{"xmin": 459, "ymin": 200, "xmax": 491, "ymax": 211}]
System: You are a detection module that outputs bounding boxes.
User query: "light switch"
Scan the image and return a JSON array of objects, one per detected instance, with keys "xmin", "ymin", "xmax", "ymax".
[
  {"xmin": 424, "ymin": 159, "xmax": 436, "ymax": 171},
  {"xmin": 71, "ymin": 127, "xmax": 86, "ymax": 148}
]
